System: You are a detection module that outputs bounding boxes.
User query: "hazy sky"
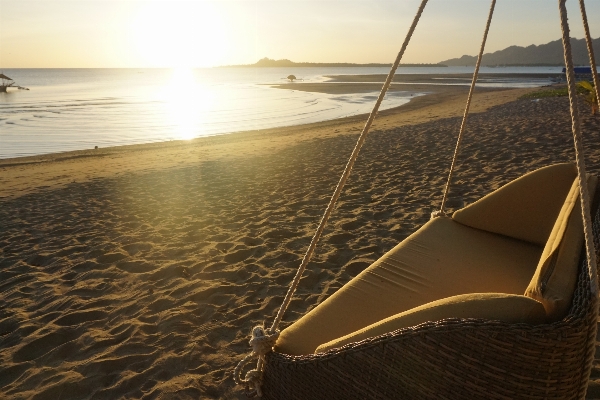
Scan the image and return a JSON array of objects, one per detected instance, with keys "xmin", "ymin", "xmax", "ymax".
[{"xmin": 1, "ymin": 0, "xmax": 599, "ymax": 68}]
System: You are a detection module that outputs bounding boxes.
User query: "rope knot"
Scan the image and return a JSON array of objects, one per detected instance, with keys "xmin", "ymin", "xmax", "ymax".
[
  {"xmin": 233, "ymin": 325, "xmax": 280, "ymax": 397},
  {"xmin": 249, "ymin": 325, "xmax": 280, "ymax": 355}
]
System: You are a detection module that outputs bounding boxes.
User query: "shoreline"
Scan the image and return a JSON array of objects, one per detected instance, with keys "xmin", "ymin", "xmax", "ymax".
[
  {"xmin": 0, "ymin": 85, "xmax": 537, "ymax": 200},
  {"xmin": 0, "ymin": 71, "xmax": 555, "ymax": 161}
]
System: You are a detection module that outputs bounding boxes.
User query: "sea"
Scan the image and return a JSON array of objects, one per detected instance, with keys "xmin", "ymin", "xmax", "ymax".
[{"xmin": 0, "ymin": 66, "xmax": 562, "ymax": 159}]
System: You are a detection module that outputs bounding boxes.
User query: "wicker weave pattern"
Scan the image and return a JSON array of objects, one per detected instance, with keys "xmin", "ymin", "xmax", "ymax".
[{"xmin": 260, "ymin": 186, "xmax": 600, "ymax": 400}]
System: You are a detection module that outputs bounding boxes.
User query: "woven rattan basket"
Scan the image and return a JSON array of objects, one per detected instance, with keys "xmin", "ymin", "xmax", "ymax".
[{"xmin": 260, "ymin": 185, "xmax": 600, "ymax": 400}]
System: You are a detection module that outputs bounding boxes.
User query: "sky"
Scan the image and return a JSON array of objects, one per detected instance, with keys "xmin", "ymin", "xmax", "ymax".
[{"xmin": 1, "ymin": 0, "xmax": 599, "ymax": 68}]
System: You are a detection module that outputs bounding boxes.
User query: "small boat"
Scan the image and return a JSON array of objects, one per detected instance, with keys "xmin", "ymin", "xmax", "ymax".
[
  {"xmin": 0, "ymin": 74, "xmax": 27, "ymax": 92},
  {"xmin": 562, "ymin": 66, "xmax": 597, "ymax": 80}
]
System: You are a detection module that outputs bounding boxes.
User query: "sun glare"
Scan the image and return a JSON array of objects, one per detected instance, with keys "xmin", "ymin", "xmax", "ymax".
[
  {"xmin": 130, "ymin": 2, "xmax": 230, "ymax": 68},
  {"xmin": 164, "ymin": 67, "xmax": 214, "ymax": 141}
]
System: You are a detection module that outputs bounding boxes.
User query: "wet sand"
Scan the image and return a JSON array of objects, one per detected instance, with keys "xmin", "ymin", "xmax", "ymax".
[
  {"xmin": 1, "ymin": 85, "xmax": 600, "ymax": 399},
  {"xmin": 321, "ymin": 72, "xmax": 561, "ymax": 83},
  {"xmin": 271, "ymin": 72, "xmax": 559, "ymax": 94}
]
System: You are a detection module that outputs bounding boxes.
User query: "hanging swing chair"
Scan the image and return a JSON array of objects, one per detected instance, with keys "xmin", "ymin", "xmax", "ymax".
[{"xmin": 234, "ymin": 0, "xmax": 600, "ymax": 398}]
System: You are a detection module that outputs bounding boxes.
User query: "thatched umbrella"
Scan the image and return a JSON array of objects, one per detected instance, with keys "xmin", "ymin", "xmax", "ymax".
[{"xmin": 287, "ymin": 75, "xmax": 297, "ymax": 82}]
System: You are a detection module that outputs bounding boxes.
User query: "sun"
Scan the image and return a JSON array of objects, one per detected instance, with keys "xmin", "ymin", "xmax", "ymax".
[{"xmin": 129, "ymin": 2, "xmax": 231, "ymax": 68}]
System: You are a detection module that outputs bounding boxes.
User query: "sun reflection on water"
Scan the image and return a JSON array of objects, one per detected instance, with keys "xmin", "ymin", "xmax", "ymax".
[{"xmin": 164, "ymin": 68, "xmax": 214, "ymax": 141}]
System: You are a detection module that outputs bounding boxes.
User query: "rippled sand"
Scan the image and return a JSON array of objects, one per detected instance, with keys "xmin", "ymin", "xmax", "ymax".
[{"xmin": 1, "ymin": 87, "xmax": 600, "ymax": 399}]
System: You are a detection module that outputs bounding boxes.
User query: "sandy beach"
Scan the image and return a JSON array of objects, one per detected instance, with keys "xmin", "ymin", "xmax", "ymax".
[{"xmin": 2, "ymin": 84, "xmax": 600, "ymax": 399}]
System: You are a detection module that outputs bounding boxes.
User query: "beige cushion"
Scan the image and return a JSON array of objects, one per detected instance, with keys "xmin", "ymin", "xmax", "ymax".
[
  {"xmin": 275, "ymin": 217, "xmax": 542, "ymax": 356},
  {"xmin": 315, "ymin": 293, "xmax": 546, "ymax": 353},
  {"xmin": 453, "ymin": 163, "xmax": 577, "ymax": 246},
  {"xmin": 525, "ymin": 175, "xmax": 598, "ymax": 320}
]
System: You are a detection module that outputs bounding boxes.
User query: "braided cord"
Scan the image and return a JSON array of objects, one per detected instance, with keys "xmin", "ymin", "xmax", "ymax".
[
  {"xmin": 437, "ymin": 0, "xmax": 496, "ymax": 216},
  {"xmin": 559, "ymin": 0, "xmax": 598, "ymax": 296},
  {"xmin": 270, "ymin": 0, "xmax": 430, "ymax": 333}
]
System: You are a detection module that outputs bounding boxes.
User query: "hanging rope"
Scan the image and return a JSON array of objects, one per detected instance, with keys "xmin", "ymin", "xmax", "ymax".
[
  {"xmin": 558, "ymin": 0, "xmax": 598, "ymax": 297},
  {"xmin": 559, "ymin": 1, "xmax": 599, "ymax": 395},
  {"xmin": 578, "ymin": 0, "xmax": 600, "ymax": 115},
  {"xmin": 234, "ymin": 0, "xmax": 430, "ymax": 395},
  {"xmin": 270, "ymin": 0, "xmax": 428, "ymax": 333},
  {"xmin": 435, "ymin": 0, "xmax": 496, "ymax": 218}
]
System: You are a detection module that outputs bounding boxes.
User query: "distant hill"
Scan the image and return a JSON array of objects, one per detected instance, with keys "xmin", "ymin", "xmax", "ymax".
[
  {"xmin": 222, "ymin": 58, "xmax": 447, "ymax": 68},
  {"xmin": 440, "ymin": 37, "xmax": 600, "ymax": 66}
]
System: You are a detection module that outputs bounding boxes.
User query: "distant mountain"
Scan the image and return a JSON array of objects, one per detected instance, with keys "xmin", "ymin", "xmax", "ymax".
[
  {"xmin": 440, "ymin": 37, "xmax": 600, "ymax": 66},
  {"xmin": 222, "ymin": 57, "xmax": 447, "ymax": 68}
]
